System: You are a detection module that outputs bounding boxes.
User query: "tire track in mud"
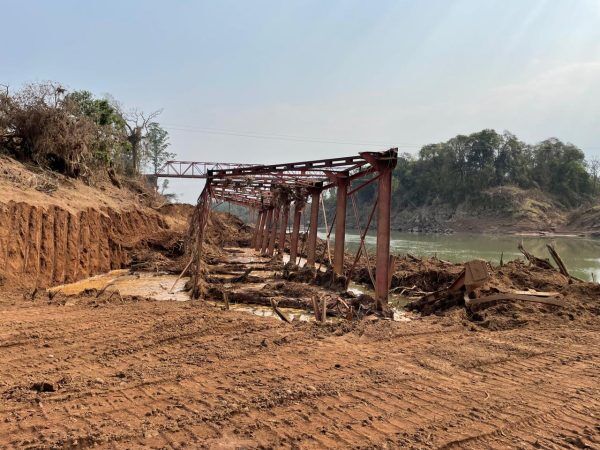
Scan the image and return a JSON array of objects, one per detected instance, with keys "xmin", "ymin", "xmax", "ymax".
[{"xmin": 0, "ymin": 299, "xmax": 598, "ymax": 449}]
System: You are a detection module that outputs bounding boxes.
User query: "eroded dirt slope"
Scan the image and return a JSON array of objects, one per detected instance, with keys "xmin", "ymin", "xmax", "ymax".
[{"xmin": 0, "ymin": 156, "xmax": 189, "ymax": 288}]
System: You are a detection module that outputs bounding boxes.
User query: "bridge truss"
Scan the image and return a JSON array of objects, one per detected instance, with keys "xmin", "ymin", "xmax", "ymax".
[
  {"xmin": 155, "ymin": 161, "xmax": 253, "ymax": 179},
  {"xmin": 188, "ymin": 149, "xmax": 398, "ymax": 308}
]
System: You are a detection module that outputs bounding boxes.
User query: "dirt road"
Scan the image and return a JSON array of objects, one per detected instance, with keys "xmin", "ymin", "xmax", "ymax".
[{"xmin": 0, "ymin": 292, "xmax": 598, "ymax": 449}]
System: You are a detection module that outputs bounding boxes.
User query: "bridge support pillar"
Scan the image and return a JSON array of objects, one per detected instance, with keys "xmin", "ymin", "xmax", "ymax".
[
  {"xmin": 306, "ymin": 189, "xmax": 321, "ymax": 268},
  {"xmin": 268, "ymin": 206, "xmax": 280, "ymax": 257},
  {"xmin": 333, "ymin": 174, "xmax": 349, "ymax": 276},
  {"xmin": 255, "ymin": 210, "xmax": 267, "ymax": 251},
  {"xmin": 359, "ymin": 149, "xmax": 398, "ymax": 309},
  {"xmin": 289, "ymin": 201, "xmax": 302, "ymax": 265},
  {"xmin": 375, "ymin": 166, "xmax": 392, "ymax": 308},
  {"xmin": 252, "ymin": 209, "xmax": 263, "ymax": 249},
  {"xmin": 261, "ymin": 208, "xmax": 273, "ymax": 255},
  {"xmin": 278, "ymin": 202, "xmax": 290, "ymax": 257}
]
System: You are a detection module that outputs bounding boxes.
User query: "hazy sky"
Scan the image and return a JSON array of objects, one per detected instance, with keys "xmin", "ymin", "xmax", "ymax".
[{"xmin": 3, "ymin": 0, "xmax": 600, "ymax": 202}]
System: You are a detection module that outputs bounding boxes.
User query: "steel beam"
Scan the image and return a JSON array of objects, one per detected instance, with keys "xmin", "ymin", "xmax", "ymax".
[
  {"xmin": 268, "ymin": 206, "xmax": 280, "ymax": 257},
  {"xmin": 155, "ymin": 161, "xmax": 251, "ymax": 178},
  {"xmin": 211, "ymin": 156, "xmax": 367, "ymax": 177},
  {"xmin": 333, "ymin": 174, "xmax": 349, "ymax": 276},
  {"xmin": 191, "ymin": 149, "xmax": 398, "ymax": 298},
  {"xmin": 261, "ymin": 208, "xmax": 273, "ymax": 254},
  {"xmin": 278, "ymin": 202, "xmax": 290, "ymax": 255},
  {"xmin": 290, "ymin": 201, "xmax": 302, "ymax": 264},
  {"xmin": 375, "ymin": 167, "xmax": 392, "ymax": 307},
  {"xmin": 253, "ymin": 210, "xmax": 264, "ymax": 249},
  {"xmin": 306, "ymin": 189, "xmax": 321, "ymax": 267}
]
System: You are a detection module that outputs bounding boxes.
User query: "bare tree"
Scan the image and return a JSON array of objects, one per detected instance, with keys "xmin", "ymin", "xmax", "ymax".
[{"xmin": 123, "ymin": 109, "xmax": 162, "ymax": 175}]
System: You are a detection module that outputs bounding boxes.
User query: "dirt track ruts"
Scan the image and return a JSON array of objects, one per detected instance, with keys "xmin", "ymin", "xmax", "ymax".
[{"xmin": 0, "ymin": 293, "xmax": 598, "ymax": 449}]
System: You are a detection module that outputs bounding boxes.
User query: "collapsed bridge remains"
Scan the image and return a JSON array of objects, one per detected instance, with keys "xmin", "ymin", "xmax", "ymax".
[{"xmin": 186, "ymin": 149, "xmax": 398, "ymax": 309}]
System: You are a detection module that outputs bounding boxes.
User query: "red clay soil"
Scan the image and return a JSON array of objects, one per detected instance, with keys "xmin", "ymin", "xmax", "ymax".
[
  {"xmin": 0, "ymin": 290, "xmax": 598, "ymax": 449},
  {"xmin": 0, "ymin": 156, "xmax": 192, "ymax": 288}
]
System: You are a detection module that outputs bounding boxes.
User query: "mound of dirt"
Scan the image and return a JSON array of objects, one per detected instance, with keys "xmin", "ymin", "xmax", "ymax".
[
  {"xmin": 351, "ymin": 254, "xmax": 464, "ymax": 292},
  {"xmin": 206, "ymin": 212, "xmax": 253, "ymax": 253},
  {"xmin": 406, "ymin": 258, "xmax": 600, "ymax": 330}
]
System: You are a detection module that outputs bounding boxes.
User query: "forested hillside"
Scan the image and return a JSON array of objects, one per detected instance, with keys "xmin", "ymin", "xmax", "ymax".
[{"xmin": 344, "ymin": 130, "xmax": 599, "ymax": 232}]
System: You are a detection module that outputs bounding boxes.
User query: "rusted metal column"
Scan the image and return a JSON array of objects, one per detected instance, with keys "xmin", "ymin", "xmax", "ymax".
[
  {"xmin": 255, "ymin": 210, "xmax": 267, "ymax": 251},
  {"xmin": 375, "ymin": 166, "xmax": 393, "ymax": 307},
  {"xmin": 252, "ymin": 209, "xmax": 262, "ymax": 248},
  {"xmin": 333, "ymin": 175, "xmax": 349, "ymax": 276},
  {"xmin": 289, "ymin": 201, "xmax": 302, "ymax": 264},
  {"xmin": 268, "ymin": 206, "xmax": 280, "ymax": 257},
  {"xmin": 261, "ymin": 208, "xmax": 273, "ymax": 254},
  {"xmin": 278, "ymin": 202, "xmax": 290, "ymax": 255},
  {"xmin": 306, "ymin": 189, "xmax": 320, "ymax": 267}
]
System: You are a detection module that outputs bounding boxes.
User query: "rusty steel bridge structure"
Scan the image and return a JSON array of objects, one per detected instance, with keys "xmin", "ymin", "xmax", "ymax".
[
  {"xmin": 157, "ymin": 150, "xmax": 398, "ymax": 308},
  {"xmin": 154, "ymin": 161, "xmax": 253, "ymax": 179}
]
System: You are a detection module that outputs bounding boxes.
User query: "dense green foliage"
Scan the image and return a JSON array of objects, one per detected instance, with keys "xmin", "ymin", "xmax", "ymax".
[
  {"xmin": 353, "ymin": 130, "xmax": 596, "ymax": 210},
  {"xmin": 144, "ymin": 122, "xmax": 175, "ymax": 174},
  {"xmin": 0, "ymin": 82, "xmax": 173, "ymax": 179}
]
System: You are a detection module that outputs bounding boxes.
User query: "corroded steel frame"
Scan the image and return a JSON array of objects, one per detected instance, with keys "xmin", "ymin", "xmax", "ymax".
[{"xmin": 191, "ymin": 149, "xmax": 398, "ymax": 306}]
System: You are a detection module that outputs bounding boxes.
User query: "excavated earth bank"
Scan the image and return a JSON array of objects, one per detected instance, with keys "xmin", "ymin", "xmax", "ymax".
[
  {"xmin": 0, "ymin": 201, "xmax": 173, "ymax": 287},
  {"xmin": 0, "ymin": 156, "xmax": 189, "ymax": 289}
]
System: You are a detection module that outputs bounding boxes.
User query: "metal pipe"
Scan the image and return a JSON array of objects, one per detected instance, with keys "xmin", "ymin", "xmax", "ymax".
[
  {"xmin": 278, "ymin": 202, "xmax": 290, "ymax": 255},
  {"xmin": 375, "ymin": 167, "xmax": 392, "ymax": 308},
  {"xmin": 261, "ymin": 208, "xmax": 273, "ymax": 254},
  {"xmin": 268, "ymin": 206, "xmax": 280, "ymax": 256},
  {"xmin": 306, "ymin": 190, "xmax": 320, "ymax": 267},
  {"xmin": 333, "ymin": 175, "xmax": 349, "ymax": 276},
  {"xmin": 290, "ymin": 201, "xmax": 302, "ymax": 264}
]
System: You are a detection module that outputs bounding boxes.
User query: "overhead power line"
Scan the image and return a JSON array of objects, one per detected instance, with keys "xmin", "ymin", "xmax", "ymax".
[
  {"xmin": 161, "ymin": 124, "xmax": 420, "ymax": 148},
  {"xmin": 161, "ymin": 123, "xmax": 600, "ymax": 153}
]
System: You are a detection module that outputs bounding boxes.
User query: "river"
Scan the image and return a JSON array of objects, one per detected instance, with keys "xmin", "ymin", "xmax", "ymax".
[{"xmin": 318, "ymin": 229, "xmax": 600, "ymax": 282}]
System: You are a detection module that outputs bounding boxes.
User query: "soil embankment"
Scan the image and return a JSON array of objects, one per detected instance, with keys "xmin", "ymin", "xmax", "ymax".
[
  {"xmin": 391, "ymin": 185, "xmax": 596, "ymax": 234},
  {"xmin": 0, "ymin": 156, "xmax": 190, "ymax": 288}
]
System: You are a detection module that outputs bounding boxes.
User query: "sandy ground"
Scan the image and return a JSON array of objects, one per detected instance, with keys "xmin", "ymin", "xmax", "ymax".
[{"xmin": 0, "ymin": 286, "xmax": 598, "ymax": 449}]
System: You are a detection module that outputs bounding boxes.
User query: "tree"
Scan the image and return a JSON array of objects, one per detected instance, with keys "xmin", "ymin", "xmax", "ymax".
[
  {"xmin": 66, "ymin": 90, "xmax": 128, "ymax": 165},
  {"xmin": 375, "ymin": 130, "xmax": 595, "ymax": 213},
  {"xmin": 1, "ymin": 81, "xmax": 170, "ymax": 180},
  {"xmin": 143, "ymin": 122, "xmax": 174, "ymax": 174},
  {"xmin": 531, "ymin": 139, "xmax": 591, "ymax": 206},
  {"xmin": 123, "ymin": 109, "xmax": 162, "ymax": 175},
  {"xmin": 0, "ymin": 82, "xmax": 98, "ymax": 177},
  {"xmin": 589, "ymin": 158, "xmax": 600, "ymax": 196}
]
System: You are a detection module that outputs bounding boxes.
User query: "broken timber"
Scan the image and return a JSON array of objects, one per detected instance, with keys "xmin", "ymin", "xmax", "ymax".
[{"xmin": 409, "ymin": 260, "xmax": 564, "ymax": 315}]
